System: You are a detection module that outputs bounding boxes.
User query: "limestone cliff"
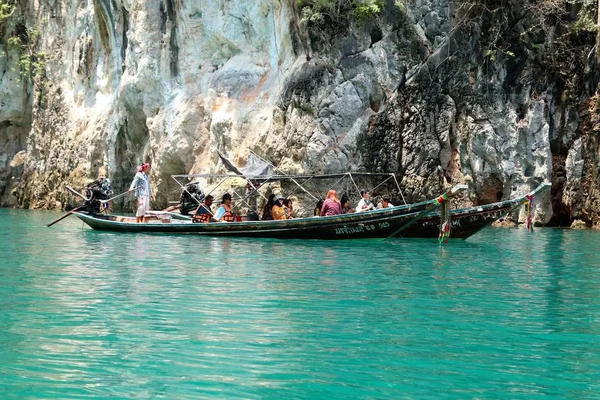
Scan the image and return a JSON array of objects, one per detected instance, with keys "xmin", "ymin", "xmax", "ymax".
[{"xmin": 1, "ymin": 0, "xmax": 599, "ymax": 226}]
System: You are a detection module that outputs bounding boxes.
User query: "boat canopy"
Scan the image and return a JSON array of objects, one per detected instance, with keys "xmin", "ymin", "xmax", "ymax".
[
  {"xmin": 170, "ymin": 151, "xmax": 407, "ymax": 217},
  {"xmin": 217, "ymin": 150, "xmax": 275, "ymax": 177}
]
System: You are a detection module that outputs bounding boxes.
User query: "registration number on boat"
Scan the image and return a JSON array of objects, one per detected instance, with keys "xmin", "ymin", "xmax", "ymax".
[{"xmin": 335, "ymin": 222, "xmax": 389, "ymax": 235}]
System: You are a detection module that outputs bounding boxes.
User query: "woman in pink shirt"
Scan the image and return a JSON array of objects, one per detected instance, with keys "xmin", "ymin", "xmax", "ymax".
[{"xmin": 320, "ymin": 189, "xmax": 343, "ymax": 216}]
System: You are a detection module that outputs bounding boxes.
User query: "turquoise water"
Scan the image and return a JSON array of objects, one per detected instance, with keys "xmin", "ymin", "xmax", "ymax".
[{"xmin": 1, "ymin": 209, "xmax": 600, "ymax": 399}]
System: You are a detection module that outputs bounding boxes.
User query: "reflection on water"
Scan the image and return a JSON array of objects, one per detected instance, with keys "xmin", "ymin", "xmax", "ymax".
[{"xmin": 1, "ymin": 209, "xmax": 600, "ymax": 398}]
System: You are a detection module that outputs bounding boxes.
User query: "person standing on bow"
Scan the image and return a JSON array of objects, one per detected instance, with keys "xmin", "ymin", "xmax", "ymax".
[
  {"xmin": 214, "ymin": 193, "xmax": 235, "ymax": 222},
  {"xmin": 129, "ymin": 162, "xmax": 151, "ymax": 223}
]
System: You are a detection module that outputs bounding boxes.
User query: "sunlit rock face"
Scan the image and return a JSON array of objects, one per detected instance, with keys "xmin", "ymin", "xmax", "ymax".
[
  {"xmin": 5, "ymin": 0, "xmax": 300, "ymax": 209},
  {"xmin": 3, "ymin": 0, "xmax": 598, "ymax": 225}
]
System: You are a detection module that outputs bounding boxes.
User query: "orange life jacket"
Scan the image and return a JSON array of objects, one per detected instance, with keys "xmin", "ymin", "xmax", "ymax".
[
  {"xmin": 221, "ymin": 204, "xmax": 234, "ymax": 222},
  {"xmin": 192, "ymin": 204, "xmax": 213, "ymax": 223},
  {"xmin": 194, "ymin": 212, "xmax": 212, "ymax": 223},
  {"xmin": 272, "ymin": 205, "xmax": 286, "ymax": 220}
]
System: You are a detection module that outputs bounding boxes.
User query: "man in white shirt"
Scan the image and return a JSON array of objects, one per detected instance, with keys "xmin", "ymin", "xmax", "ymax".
[
  {"xmin": 356, "ymin": 190, "xmax": 374, "ymax": 212},
  {"xmin": 377, "ymin": 195, "xmax": 394, "ymax": 209}
]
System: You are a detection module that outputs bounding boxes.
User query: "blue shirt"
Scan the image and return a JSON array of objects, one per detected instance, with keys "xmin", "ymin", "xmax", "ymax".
[
  {"xmin": 214, "ymin": 205, "xmax": 227, "ymax": 220},
  {"xmin": 196, "ymin": 204, "xmax": 212, "ymax": 216}
]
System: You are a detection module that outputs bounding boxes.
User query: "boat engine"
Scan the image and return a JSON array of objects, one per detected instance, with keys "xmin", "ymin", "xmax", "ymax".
[
  {"xmin": 179, "ymin": 182, "xmax": 204, "ymax": 215},
  {"xmin": 82, "ymin": 177, "xmax": 114, "ymax": 213}
]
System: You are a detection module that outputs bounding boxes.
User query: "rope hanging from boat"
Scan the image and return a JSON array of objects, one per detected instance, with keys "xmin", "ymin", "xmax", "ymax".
[
  {"xmin": 525, "ymin": 194, "xmax": 534, "ymax": 232},
  {"xmin": 435, "ymin": 194, "xmax": 451, "ymax": 243}
]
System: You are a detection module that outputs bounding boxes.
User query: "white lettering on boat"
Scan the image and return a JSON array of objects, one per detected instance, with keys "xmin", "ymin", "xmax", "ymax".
[
  {"xmin": 335, "ymin": 225, "xmax": 366, "ymax": 235},
  {"xmin": 335, "ymin": 222, "xmax": 389, "ymax": 235}
]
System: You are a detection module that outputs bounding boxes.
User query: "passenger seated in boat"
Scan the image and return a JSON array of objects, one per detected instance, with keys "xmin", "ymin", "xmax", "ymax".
[
  {"xmin": 283, "ymin": 198, "xmax": 294, "ymax": 219},
  {"xmin": 355, "ymin": 190, "xmax": 374, "ymax": 212},
  {"xmin": 314, "ymin": 199, "xmax": 324, "ymax": 216},
  {"xmin": 214, "ymin": 193, "xmax": 235, "ymax": 222},
  {"xmin": 261, "ymin": 194, "xmax": 276, "ymax": 220},
  {"xmin": 192, "ymin": 195, "xmax": 215, "ymax": 223},
  {"xmin": 341, "ymin": 193, "xmax": 354, "ymax": 214},
  {"xmin": 272, "ymin": 194, "xmax": 288, "ymax": 220},
  {"xmin": 320, "ymin": 190, "xmax": 343, "ymax": 216},
  {"xmin": 376, "ymin": 195, "xmax": 394, "ymax": 209}
]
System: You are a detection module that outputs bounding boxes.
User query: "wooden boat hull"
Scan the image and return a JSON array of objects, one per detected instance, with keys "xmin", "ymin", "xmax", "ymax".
[
  {"xmin": 73, "ymin": 183, "xmax": 549, "ymax": 241},
  {"xmin": 396, "ymin": 202, "xmax": 514, "ymax": 239},
  {"xmin": 396, "ymin": 182, "xmax": 552, "ymax": 239},
  {"xmin": 74, "ymin": 199, "xmax": 432, "ymax": 240}
]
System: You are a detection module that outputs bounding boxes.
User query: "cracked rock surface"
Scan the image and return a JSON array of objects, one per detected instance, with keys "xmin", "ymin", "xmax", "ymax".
[{"xmin": 1, "ymin": 0, "xmax": 598, "ymax": 226}]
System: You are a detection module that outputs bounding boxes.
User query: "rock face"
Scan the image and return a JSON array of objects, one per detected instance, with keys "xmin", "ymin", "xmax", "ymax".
[
  {"xmin": 1, "ymin": 0, "xmax": 598, "ymax": 225},
  {"xmin": 0, "ymin": 13, "xmax": 29, "ymax": 207}
]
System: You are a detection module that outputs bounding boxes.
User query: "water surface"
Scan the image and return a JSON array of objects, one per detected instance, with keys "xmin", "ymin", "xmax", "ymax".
[{"xmin": 1, "ymin": 209, "xmax": 600, "ymax": 398}]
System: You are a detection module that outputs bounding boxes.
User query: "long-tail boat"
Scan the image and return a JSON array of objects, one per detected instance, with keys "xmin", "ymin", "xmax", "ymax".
[
  {"xmin": 73, "ymin": 184, "xmax": 466, "ymax": 239},
  {"xmin": 56, "ymin": 152, "xmax": 550, "ymax": 241}
]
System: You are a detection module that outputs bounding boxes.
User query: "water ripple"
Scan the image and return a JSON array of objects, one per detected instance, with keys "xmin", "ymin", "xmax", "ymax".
[{"xmin": 1, "ymin": 210, "xmax": 600, "ymax": 398}]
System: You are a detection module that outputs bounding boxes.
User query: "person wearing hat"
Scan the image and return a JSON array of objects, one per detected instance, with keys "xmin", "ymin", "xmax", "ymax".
[
  {"xmin": 271, "ymin": 194, "xmax": 288, "ymax": 220},
  {"xmin": 377, "ymin": 195, "xmax": 394, "ymax": 209}
]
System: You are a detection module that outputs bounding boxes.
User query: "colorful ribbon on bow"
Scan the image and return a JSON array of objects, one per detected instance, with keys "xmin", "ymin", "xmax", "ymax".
[
  {"xmin": 435, "ymin": 193, "xmax": 449, "ymax": 206},
  {"xmin": 436, "ymin": 194, "xmax": 451, "ymax": 243},
  {"xmin": 525, "ymin": 194, "xmax": 534, "ymax": 232}
]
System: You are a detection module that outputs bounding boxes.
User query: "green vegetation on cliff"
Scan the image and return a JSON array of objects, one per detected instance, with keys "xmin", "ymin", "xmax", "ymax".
[
  {"xmin": 296, "ymin": 0, "xmax": 387, "ymax": 22},
  {"xmin": 1, "ymin": 1, "xmax": 46, "ymax": 103},
  {"xmin": 0, "ymin": 1, "xmax": 15, "ymax": 27}
]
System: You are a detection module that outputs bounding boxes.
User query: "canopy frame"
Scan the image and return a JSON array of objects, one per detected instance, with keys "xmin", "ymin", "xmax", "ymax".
[{"xmin": 170, "ymin": 152, "xmax": 406, "ymax": 217}]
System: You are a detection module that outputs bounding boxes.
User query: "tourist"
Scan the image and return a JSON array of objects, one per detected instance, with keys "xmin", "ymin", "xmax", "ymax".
[
  {"xmin": 272, "ymin": 194, "xmax": 287, "ymax": 220},
  {"xmin": 214, "ymin": 193, "xmax": 234, "ymax": 222},
  {"xmin": 320, "ymin": 190, "xmax": 343, "ymax": 216},
  {"xmin": 128, "ymin": 162, "xmax": 151, "ymax": 223},
  {"xmin": 314, "ymin": 199, "xmax": 324, "ymax": 216},
  {"xmin": 261, "ymin": 193, "xmax": 276, "ymax": 220},
  {"xmin": 377, "ymin": 195, "xmax": 394, "ymax": 209},
  {"xmin": 283, "ymin": 198, "xmax": 294, "ymax": 219},
  {"xmin": 341, "ymin": 193, "xmax": 354, "ymax": 214},
  {"xmin": 355, "ymin": 189, "xmax": 374, "ymax": 212},
  {"xmin": 192, "ymin": 195, "xmax": 214, "ymax": 223}
]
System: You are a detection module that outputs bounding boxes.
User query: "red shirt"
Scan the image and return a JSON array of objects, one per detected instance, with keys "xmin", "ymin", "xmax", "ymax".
[{"xmin": 320, "ymin": 199, "xmax": 343, "ymax": 216}]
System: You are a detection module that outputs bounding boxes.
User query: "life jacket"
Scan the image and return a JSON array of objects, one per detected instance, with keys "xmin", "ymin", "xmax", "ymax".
[
  {"xmin": 194, "ymin": 211, "xmax": 212, "ymax": 223},
  {"xmin": 221, "ymin": 203, "xmax": 234, "ymax": 222},
  {"xmin": 192, "ymin": 204, "xmax": 213, "ymax": 223},
  {"xmin": 272, "ymin": 204, "xmax": 286, "ymax": 220}
]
